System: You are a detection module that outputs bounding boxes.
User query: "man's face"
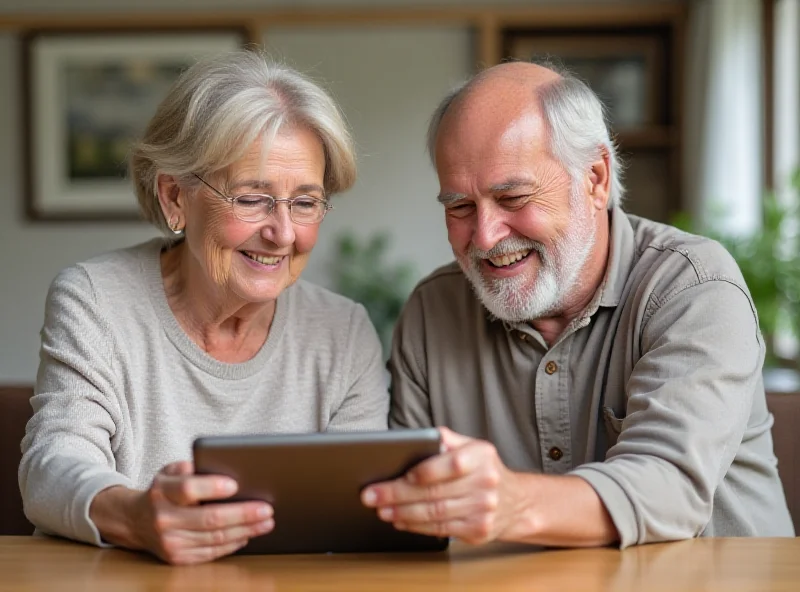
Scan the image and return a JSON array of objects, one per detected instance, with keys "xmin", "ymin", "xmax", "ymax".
[{"xmin": 435, "ymin": 110, "xmax": 597, "ymax": 323}]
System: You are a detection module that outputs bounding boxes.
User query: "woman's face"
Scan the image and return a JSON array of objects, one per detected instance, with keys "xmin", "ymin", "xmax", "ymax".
[{"xmin": 181, "ymin": 127, "xmax": 327, "ymax": 304}]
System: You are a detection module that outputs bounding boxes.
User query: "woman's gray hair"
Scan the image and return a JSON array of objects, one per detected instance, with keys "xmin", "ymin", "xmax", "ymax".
[
  {"xmin": 427, "ymin": 62, "xmax": 625, "ymax": 209},
  {"xmin": 131, "ymin": 50, "xmax": 356, "ymax": 232}
]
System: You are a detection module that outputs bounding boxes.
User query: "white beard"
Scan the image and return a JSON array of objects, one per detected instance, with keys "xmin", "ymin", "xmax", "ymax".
[{"xmin": 457, "ymin": 187, "xmax": 597, "ymax": 323}]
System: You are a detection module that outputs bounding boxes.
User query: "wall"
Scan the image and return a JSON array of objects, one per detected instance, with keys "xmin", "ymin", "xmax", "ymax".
[
  {"xmin": 0, "ymin": 15, "xmax": 471, "ymax": 382},
  {"xmin": 262, "ymin": 25, "xmax": 467, "ymax": 290},
  {"xmin": 0, "ymin": 34, "xmax": 160, "ymax": 382},
  {"xmin": 0, "ymin": 0, "xmax": 675, "ymax": 382}
]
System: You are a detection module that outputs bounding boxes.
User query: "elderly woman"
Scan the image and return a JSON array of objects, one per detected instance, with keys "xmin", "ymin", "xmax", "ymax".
[{"xmin": 19, "ymin": 51, "xmax": 388, "ymax": 565}]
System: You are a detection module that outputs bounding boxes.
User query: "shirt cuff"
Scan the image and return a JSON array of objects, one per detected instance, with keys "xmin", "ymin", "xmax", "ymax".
[
  {"xmin": 570, "ymin": 465, "xmax": 639, "ymax": 549},
  {"xmin": 72, "ymin": 473, "xmax": 133, "ymax": 548}
]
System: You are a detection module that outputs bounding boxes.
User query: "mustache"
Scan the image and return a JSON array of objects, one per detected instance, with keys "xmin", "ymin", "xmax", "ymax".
[{"xmin": 467, "ymin": 237, "xmax": 545, "ymax": 260}]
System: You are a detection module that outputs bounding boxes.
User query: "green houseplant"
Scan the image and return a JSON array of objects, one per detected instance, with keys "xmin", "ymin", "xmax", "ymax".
[
  {"xmin": 330, "ymin": 231, "xmax": 416, "ymax": 357},
  {"xmin": 673, "ymin": 169, "xmax": 800, "ymax": 369}
]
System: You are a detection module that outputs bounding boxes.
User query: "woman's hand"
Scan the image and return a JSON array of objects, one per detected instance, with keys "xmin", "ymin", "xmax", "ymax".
[{"xmin": 90, "ymin": 461, "xmax": 274, "ymax": 565}]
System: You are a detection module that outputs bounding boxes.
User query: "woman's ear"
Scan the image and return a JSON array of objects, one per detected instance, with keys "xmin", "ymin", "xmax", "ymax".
[{"xmin": 156, "ymin": 174, "xmax": 186, "ymax": 232}]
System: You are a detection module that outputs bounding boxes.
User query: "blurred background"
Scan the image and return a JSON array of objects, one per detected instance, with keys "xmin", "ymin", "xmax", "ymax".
[{"xmin": 0, "ymin": 0, "xmax": 798, "ymax": 383}]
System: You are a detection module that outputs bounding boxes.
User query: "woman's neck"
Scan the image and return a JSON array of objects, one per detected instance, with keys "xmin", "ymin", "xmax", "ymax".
[{"xmin": 160, "ymin": 242, "xmax": 276, "ymax": 363}]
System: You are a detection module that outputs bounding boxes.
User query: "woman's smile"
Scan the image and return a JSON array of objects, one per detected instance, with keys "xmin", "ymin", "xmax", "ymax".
[{"xmin": 239, "ymin": 249, "xmax": 286, "ymax": 271}]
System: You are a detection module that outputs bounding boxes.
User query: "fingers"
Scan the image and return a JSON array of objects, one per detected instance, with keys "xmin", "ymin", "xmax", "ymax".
[
  {"xmin": 362, "ymin": 440, "xmax": 497, "ymax": 507},
  {"xmin": 376, "ymin": 491, "xmax": 498, "ymax": 525},
  {"xmin": 158, "ymin": 474, "xmax": 238, "ymax": 506},
  {"xmin": 395, "ymin": 516, "xmax": 495, "ymax": 545},
  {"xmin": 145, "ymin": 464, "xmax": 277, "ymax": 565},
  {"xmin": 178, "ymin": 501, "xmax": 273, "ymax": 532},
  {"xmin": 438, "ymin": 427, "xmax": 474, "ymax": 451},
  {"xmin": 409, "ymin": 440, "xmax": 488, "ymax": 484},
  {"xmin": 171, "ymin": 518, "xmax": 274, "ymax": 548},
  {"xmin": 153, "ymin": 502, "xmax": 274, "ymax": 565},
  {"xmin": 154, "ymin": 500, "xmax": 272, "ymax": 536},
  {"xmin": 363, "ymin": 471, "xmax": 473, "ymax": 508},
  {"xmin": 361, "ymin": 432, "xmax": 511, "ymax": 545},
  {"xmin": 161, "ymin": 538, "xmax": 251, "ymax": 566},
  {"xmin": 161, "ymin": 460, "xmax": 194, "ymax": 477}
]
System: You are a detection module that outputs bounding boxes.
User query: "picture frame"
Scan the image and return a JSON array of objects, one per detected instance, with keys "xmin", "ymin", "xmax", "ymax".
[
  {"xmin": 503, "ymin": 32, "xmax": 665, "ymax": 131},
  {"xmin": 22, "ymin": 27, "xmax": 247, "ymax": 221}
]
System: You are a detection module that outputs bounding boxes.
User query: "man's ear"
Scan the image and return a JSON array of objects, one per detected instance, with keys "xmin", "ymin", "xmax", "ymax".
[
  {"xmin": 585, "ymin": 147, "xmax": 611, "ymax": 211},
  {"xmin": 156, "ymin": 174, "xmax": 186, "ymax": 230}
]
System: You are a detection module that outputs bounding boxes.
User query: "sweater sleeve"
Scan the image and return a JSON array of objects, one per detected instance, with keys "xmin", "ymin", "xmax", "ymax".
[
  {"xmin": 327, "ymin": 304, "xmax": 389, "ymax": 432},
  {"xmin": 19, "ymin": 266, "xmax": 132, "ymax": 547}
]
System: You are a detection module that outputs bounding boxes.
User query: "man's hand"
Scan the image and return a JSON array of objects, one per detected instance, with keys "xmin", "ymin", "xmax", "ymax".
[
  {"xmin": 360, "ymin": 428, "xmax": 526, "ymax": 544},
  {"xmin": 362, "ymin": 428, "xmax": 619, "ymax": 547},
  {"xmin": 90, "ymin": 461, "xmax": 274, "ymax": 565}
]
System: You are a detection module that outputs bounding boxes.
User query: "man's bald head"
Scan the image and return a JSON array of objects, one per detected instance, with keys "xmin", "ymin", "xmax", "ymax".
[
  {"xmin": 433, "ymin": 63, "xmax": 561, "ymax": 176},
  {"xmin": 447, "ymin": 61, "xmax": 562, "ymax": 113},
  {"xmin": 427, "ymin": 62, "xmax": 561, "ymax": 164},
  {"xmin": 427, "ymin": 60, "xmax": 625, "ymax": 209}
]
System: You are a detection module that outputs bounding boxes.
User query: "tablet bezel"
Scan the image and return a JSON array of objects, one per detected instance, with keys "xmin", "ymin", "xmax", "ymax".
[{"xmin": 192, "ymin": 429, "xmax": 449, "ymax": 554}]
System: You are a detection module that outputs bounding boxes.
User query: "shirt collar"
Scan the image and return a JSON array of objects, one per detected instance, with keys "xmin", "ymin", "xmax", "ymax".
[{"xmin": 598, "ymin": 206, "xmax": 636, "ymax": 308}]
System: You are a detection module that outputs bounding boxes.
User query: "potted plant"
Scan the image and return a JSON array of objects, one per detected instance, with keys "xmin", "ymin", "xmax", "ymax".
[
  {"xmin": 672, "ymin": 170, "xmax": 800, "ymax": 386},
  {"xmin": 330, "ymin": 231, "xmax": 416, "ymax": 358}
]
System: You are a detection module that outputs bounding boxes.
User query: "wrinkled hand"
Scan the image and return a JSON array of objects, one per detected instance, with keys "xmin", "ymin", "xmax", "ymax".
[
  {"xmin": 131, "ymin": 461, "xmax": 273, "ymax": 565},
  {"xmin": 361, "ymin": 428, "xmax": 524, "ymax": 544}
]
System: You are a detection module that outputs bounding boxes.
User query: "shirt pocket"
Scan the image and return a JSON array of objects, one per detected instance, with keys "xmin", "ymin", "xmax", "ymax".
[{"xmin": 602, "ymin": 406, "xmax": 625, "ymax": 447}]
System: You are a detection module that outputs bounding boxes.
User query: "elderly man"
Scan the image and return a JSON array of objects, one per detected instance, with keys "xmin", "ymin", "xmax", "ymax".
[{"xmin": 361, "ymin": 62, "xmax": 794, "ymax": 548}]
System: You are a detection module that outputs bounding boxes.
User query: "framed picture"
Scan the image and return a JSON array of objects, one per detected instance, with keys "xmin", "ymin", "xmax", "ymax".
[
  {"xmin": 22, "ymin": 28, "xmax": 247, "ymax": 221},
  {"xmin": 503, "ymin": 33, "xmax": 665, "ymax": 131}
]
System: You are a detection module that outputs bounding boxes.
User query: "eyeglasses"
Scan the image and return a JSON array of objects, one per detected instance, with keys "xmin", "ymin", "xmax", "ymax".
[{"xmin": 193, "ymin": 174, "xmax": 332, "ymax": 225}]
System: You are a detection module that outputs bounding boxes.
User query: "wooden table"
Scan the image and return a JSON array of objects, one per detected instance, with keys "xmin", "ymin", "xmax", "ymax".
[{"xmin": 1, "ymin": 536, "xmax": 799, "ymax": 591}]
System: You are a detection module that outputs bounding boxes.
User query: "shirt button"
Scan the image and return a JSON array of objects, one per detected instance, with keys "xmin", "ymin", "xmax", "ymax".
[
  {"xmin": 545, "ymin": 361, "xmax": 558, "ymax": 374},
  {"xmin": 548, "ymin": 447, "xmax": 564, "ymax": 461},
  {"xmin": 517, "ymin": 332, "xmax": 528, "ymax": 342}
]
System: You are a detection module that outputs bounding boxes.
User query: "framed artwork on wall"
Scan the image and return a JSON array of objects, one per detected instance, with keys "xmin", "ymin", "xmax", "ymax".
[
  {"xmin": 504, "ymin": 33, "xmax": 666, "ymax": 131},
  {"xmin": 22, "ymin": 27, "xmax": 247, "ymax": 221}
]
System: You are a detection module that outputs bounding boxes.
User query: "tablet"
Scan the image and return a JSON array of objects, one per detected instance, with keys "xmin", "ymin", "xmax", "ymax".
[{"xmin": 192, "ymin": 429, "xmax": 449, "ymax": 554}]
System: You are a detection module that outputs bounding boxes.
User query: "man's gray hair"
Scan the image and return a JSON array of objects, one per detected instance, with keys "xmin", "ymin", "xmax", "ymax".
[
  {"xmin": 426, "ymin": 62, "xmax": 625, "ymax": 209},
  {"xmin": 131, "ymin": 50, "xmax": 356, "ymax": 232}
]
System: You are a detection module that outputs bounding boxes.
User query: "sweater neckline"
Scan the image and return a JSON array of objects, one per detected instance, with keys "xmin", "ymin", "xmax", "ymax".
[{"xmin": 142, "ymin": 238, "xmax": 289, "ymax": 380}]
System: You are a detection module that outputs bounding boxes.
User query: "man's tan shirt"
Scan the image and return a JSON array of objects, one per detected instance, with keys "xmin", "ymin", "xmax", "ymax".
[{"xmin": 389, "ymin": 208, "xmax": 794, "ymax": 547}]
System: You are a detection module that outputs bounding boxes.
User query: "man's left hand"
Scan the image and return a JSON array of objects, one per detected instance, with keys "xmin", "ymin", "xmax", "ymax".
[{"xmin": 360, "ymin": 427, "xmax": 525, "ymax": 544}]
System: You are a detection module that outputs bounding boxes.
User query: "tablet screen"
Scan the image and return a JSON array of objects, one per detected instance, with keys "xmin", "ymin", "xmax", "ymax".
[{"xmin": 193, "ymin": 429, "xmax": 449, "ymax": 554}]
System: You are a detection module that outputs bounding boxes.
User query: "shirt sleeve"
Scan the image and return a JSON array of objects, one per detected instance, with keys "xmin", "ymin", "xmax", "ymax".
[
  {"xmin": 19, "ymin": 266, "xmax": 132, "ymax": 547},
  {"xmin": 570, "ymin": 279, "xmax": 763, "ymax": 548},
  {"xmin": 387, "ymin": 290, "xmax": 435, "ymax": 429},
  {"xmin": 327, "ymin": 303, "xmax": 390, "ymax": 432}
]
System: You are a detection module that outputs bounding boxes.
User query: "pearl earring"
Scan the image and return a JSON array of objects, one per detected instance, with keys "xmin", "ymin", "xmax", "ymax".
[{"xmin": 168, "ymin": 216, "xmax": 183, "ymax": 235}]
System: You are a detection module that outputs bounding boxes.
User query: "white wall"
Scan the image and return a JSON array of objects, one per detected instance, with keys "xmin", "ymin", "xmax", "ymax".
[
  {"xmin": 263, "ymin": 26, "xmax": 467, "ymax": 290},
  {"xmin": 0, "ymin": 22, "xmax": 469, "ymax": 382},
  {"xmin": 0, "ymin": 0, "xmax": 673, "ymax": 382},
  {"xmin": 0, "ymin": 34, "xmax": 160, "ymax": 382}
]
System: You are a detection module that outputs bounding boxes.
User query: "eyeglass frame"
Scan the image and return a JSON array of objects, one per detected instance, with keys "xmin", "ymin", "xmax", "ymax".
[{"xmin": 192, "ymin": 173, "xmax": 333, "ymax": 225}]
